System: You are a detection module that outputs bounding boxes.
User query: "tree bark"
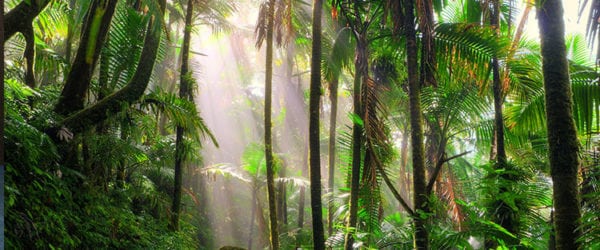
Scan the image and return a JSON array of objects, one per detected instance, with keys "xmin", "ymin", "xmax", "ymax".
[
  {"xmin": 171, "ymin": 0, "xmax": 194, "ymax": 231},
  {"xmin": 309, "ymin": 0, "xmax": 325, "ymax": 248},
  {"xmin": 344, "ymin": 34, "xmax": 366, "ymax": 250},
  {"xmin": 487, "ymin": 0, "xmax": 520, "ymax": 247},
  {"xmin": 264, "ymin": 0, "xmax": 280, "ymax": 248},
  {"xmin": 23, "ymin": 24, "xmax": 35, "ymax": 88},
  {"xmin": 55, "ymin": 0, "xmax": 118, "ymax": 115},
  {"xmin": 537, "ymin": 0, "xmax": 583, "ymax": 248},
  {"xmin": 328, "ymin": 76, "xmax": 338, "ymax": 235},
  {"xmin": 406, "ymin": 0, "xmax": 428, "ymax": 248},
  {"xmin": 1, "ymin": 0, "xmax": 6, "ymax": 245}
]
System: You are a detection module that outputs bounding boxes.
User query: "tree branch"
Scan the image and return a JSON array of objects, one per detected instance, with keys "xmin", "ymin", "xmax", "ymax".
[
  {"xmin": 426, "ymin": 151, "xmax": 470, "ymax": 195},
  {"xmin": 4, "ymin": 0, "xmax": 51, "ymax": 42},
  {"xmin": 369, "ymin": 141, "xmax": 415, "ymax": 216},
  {"xmin": 376, "ymin": 162, "xmax": 415, "ymax": 216}
]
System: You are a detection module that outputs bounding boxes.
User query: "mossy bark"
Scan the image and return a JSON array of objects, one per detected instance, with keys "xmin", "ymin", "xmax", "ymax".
[
  {"xmin": 328, "ymin": 76, "xmax": 338, "ymax": 235},
  {"xmin": 344, "ymin": 34, "xmax": 366, "ymax": 250},
  {"xmin": 488, "ymin": 0, "xmax": 520, "ymax": 247},
  {"xmin": 537, "ymin": 0, "xmax": 582, "ymax": 249},
  {"xmin": 264, "ymin": 0, "xmax": 280, "ymax": 248},
  {"xmin": 406, "ymin": 0, "xmax": 428, "ymax": 248}
]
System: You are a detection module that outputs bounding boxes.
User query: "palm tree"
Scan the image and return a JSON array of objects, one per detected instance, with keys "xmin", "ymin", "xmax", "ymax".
[
  {"xmin": 256, "ymin": 0, "xmax": 280, "ymax": 248},
  {"xmin": 537, "ymin": 0, "xmax": 583, "ymax": 248},
  {"xmin": 403, "ymin": 0, "xmax": 428, "ymax": 248},
  {"xmin": 308, "ymin": 0, "xmax": 325, "ymax": 248},
  {"xmin": 487, "ymin": 0, "xmax": 520, "ymax": 246},
  {"xmin": 171, "ymin": 0, "xmax": 194, "ymax": 231}
]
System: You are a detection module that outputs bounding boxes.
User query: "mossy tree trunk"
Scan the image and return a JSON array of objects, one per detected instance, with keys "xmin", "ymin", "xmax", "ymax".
[
  {"xmin": 487, "ymin": 0, "xmax": 520, "ymax": 246},
  {"xmin": 1, "ymin": 0, "xmax": 5, "ymax": 244},
  {"xmin": 344, "ymin": 33, "xmax": 366, "ymax": 250},
  {"xmin": 405, "ymin": 0, "xmax": 428, "ymax": 248},
  {"xmin": 264, "ymin": 0, "xmax": 280, "ymax": 248},
  {"xmin": 537, "ymin": 0, "xmax": 583, "ymax": 248},
  {"xmin": 328, "ymin": 76, "xmax": 338, "ymax": 235}
]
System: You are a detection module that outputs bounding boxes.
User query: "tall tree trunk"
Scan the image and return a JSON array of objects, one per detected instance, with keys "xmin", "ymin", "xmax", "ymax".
[
  {"xmin": 171, "ymin": 0, "xmax": 194, "ymax": 231},
  {"xmin": 248, "ymin": 188, "xmax": 258, "ymax": 250},
  {"xmin": 537, "ymin": 0, "xmax": 583, "ymax": 248},
  {"xmin": 405, "ymin": 0, "xmax": 428, "ymax": 248},
  {"xmin": 344, "ymin": 34, "xmax": 366, "ymax": 250},
  {"xmin": 23, "ymin": 24, "xmax": 35, "ymax": 88},
  {"xmin": 487, "ymin": 0, "xmax": 520, "ymax": 247},
  {"xmin": 298, "ymin": 142, "xmax": 307, "ymax": 229},
  {"xmin": 328, "ymin": 76, "xmax": 338, "ymax": 235},
  {"xmin": 1, "ymin": 0, "xmax": 5, "ymax": 245},
  {"xmin": 264, "ymin": 0, "xmax": 280, "ymax": 248},
  {"xmin": 309, "ymin": 0, "xmax": 325, "ymax": 248}
]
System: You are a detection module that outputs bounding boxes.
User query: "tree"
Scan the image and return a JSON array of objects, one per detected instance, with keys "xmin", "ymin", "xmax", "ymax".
[
  {"xmin": 405, "ymin": 0, "xmax": 428, "ymax": 248},
  {"xmin": 308, "ymin": 0, "xmax": 325, "ymax": 248},
  {"xmin": 487, "ymin": 0, "xmax": 520, "ymax": 246},
  {"xmin": 55, "ymin": 0, "xmax": 118, "ymax": 115},
  {"xmin": 0, "ymin": 0, "xmax": 5, "ymax": 246},
  {"xmin": 256, "ymin": 0, "xmax": 280, "ymax": 248},
  {"xmin": 537, "ymin": 0, "xmax": 583, "ymax": 248},
  {"xmin": 171, "ymin": 0, "xmax": 195, "ymax": 231}
]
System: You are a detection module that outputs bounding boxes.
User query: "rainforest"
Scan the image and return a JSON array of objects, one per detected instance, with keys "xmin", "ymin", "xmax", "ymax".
[{"xmin": 2, "ymin": 0, "xmax": 600, "ymax": 249}]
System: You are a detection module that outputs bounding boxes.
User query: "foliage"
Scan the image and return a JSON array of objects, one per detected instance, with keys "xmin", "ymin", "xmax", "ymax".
[{"xmin": 4, "ymin": 78, "xmax": 201, "ymax": 248}]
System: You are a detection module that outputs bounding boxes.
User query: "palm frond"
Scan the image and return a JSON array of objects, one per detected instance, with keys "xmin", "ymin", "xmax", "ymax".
[{"xmin": 142, "ymin": 90, "xmax": 218, "ymax": 147}]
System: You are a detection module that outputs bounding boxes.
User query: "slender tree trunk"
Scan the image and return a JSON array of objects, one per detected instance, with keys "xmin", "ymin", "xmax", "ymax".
[
  {"xmin": 487, "ymin": 0, "xmax": 520, "ymax": 247},
  {"xmin": 344, "ymin": 34, "xmax": 366, "ymax": 250},
  {"xmin": 248, "ymin": 188, "xmax": 258, "ymax": 250},
  {"xmin": 328, "ymin": 76, "xmax": 338, "ymax": 235},
  {"xmin": 277, "ymin": 163, "xmax": 287, "ymax": 226},
  {"xmin": 537, "ymin": 0, "xmax": 582, "ymax": 248},
  {"xmin": 23, "ymin": 24, "xmax": 35, "ymax": 88},
  {"xmin": 1, "ymin": 1, "xmax": 5, "ymax": 246},
  {"xmin": 309, "ymin": 0, "xmax": 325, "ymax": 248},
  {"xmin": 264, "ymin": 0, "xmax": 280, "ymax": 248},
  {"xmin": 405, "ymin": 0, "xmax": 428, "ymax": 248},
  {"xmin": 298, "ymin": 142, "xmax": 308, "ymax": 229},
  {"xmin": 171, "ymin": 0, "xmax": 194, "ymax": 231}
]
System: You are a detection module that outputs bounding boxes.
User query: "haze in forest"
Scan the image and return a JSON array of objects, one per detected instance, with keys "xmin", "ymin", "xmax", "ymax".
[{"xmin": 2, "ymin": 0, "xmax": 599, "ymax": 250}]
